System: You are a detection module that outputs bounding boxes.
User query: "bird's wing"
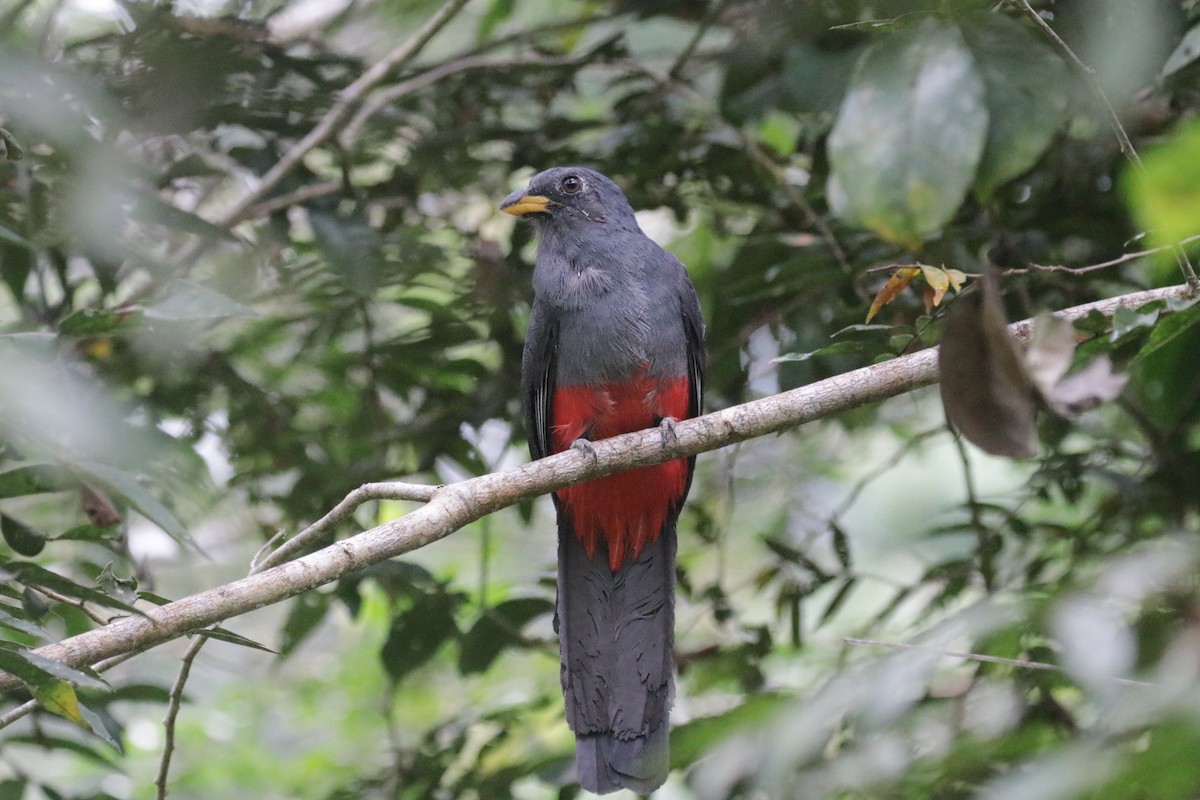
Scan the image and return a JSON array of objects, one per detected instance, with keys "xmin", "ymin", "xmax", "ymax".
[
  {"xmin": 522, "ymin": 300, "xmax": 558, "ymax": 461},
  {"xmin": 680, "ymin": 274, "xmax": 705, "ymax": 418}
]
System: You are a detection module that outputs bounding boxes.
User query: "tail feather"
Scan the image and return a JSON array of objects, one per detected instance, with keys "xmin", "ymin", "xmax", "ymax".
[{"xmin": 557, "ymin": 511, "xmax": 677, "ymax": 795}]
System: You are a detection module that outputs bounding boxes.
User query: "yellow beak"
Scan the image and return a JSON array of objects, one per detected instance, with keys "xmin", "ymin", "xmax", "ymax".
[{"xmin": 500, "ymin": 192, "xmax": 551, "ymax": 216}]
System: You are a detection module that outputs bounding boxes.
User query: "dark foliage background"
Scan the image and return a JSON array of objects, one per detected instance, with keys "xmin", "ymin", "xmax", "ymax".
[{"xmin": 1, "ymin": 0, "xmax": 1200, "ymax": 797}]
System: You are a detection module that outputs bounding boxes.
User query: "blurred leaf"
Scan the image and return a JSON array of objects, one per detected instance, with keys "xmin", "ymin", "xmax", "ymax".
[
  {"xmin": 1, "ymin": 514, "xmax": 46, "ymax": 556},
  {"xmin": 458, "ymin": 597, "xmax": 554, "ymax": 674},
  {"xmin": 309, "ymin": 206, "xmax": 383, "ymax": 298},
  {"xmin": 0, "ymin": 127, "xmax": 23, "ymax": 161},
  {"xmin": 143, "ymin": 280, "xmax": 256, "ymax": 321},
  {"xmin": 380, "ymin": 590, "xmax": 460, "ymax": 683},
  {"xmin": 0, "ymin": 605, "xmax": 47, "ymax": 639},
  {"xmin": 1126, "ymin": 119, "xmax": 1200, "ymax": 274},
  {"xmin": 938, "ymin": 277, "xmax": 1037, "ymax": 457},
  {"xmin": 828, "ymin": 19, "xmax": 987, "ymax": 248},
  {"xmin": 1162, "ymin": 24, "xmax": 1200, "ymax": 77},
  {"xmin": 20, "ymin": 650, "xmax": 109, "ymax": 689},
  {"xmin": 128, "ymin": 190, "xmax": 237, "ymax": 241},
  {"xmin": 278, "ymin": 591, "xmax": 331, "ymax": 658},
  {"xmin": 0, "ymin": 463, "xmax": 74, "ymax": 499},
  {"xmin": 671, "ymin": 692, "xmax": 788, "ymax": 767},
  {"xmin": 775, "ymin": 340, "xmax": 867, "ymax": 363},
  {"xmin": 477, "ymin": 0, "xmax": 515, "ymax": 40},
  {"xmin": 818, "ymin": 577, "xmax": 857, "ymax": 626},
  {"xmin": 73, "ymin": 461, "xmax": 188, "ymax": 545},
  {"xmin": 962, "ymin": 13, "xmax": 1070, "ymax": 198},
  {"xmin": 58, "ymin": 308, "xmax": 138, "ymax": 337}
]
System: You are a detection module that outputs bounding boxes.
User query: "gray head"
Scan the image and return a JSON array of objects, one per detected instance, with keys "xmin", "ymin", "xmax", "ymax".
[{"xmin": 500, "ymin": 167, "xmax": 640, "ymax": 232}]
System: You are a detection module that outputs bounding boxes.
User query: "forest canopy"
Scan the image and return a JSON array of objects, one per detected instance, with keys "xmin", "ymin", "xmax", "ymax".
[{"xmin": 1, "ymin": 0, "xmax": 1200, "ymax": 798}]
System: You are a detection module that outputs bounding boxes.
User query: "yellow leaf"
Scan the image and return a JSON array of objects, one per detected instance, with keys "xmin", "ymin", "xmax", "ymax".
[
  {"xmin": 866, "ymin": 266, "xmax": 921, "ymax": 322},
  {"xmin": 944, "ymin": 268, "xmax": 967, "ymax": 292},
  {"xmin": 919, "ymin": 264, "xmax": 951, "ymax": 307},
  {"xmin": 36, "ymin": 680, "xmax": 89, "ymax": 729}
]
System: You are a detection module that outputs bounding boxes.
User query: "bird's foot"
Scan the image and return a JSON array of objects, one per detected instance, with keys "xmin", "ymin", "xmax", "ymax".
[
  {"xmin": 658, "ymin": 417, "xmax": 680, "ymax": 448},
  {"xmin": 570, "ymin": 437, "xmax": 598, "ymax": 464}
]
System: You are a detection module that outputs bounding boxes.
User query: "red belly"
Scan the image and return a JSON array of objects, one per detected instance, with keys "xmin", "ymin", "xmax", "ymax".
[{"xmin": 551, "ymin": 370, "xmax": 691, "ymax": 571}]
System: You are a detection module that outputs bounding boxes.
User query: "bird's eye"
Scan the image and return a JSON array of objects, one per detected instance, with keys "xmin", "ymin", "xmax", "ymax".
[{"xmin": 562, "ymin": 175, "xmax": 582, "ymax": 194}]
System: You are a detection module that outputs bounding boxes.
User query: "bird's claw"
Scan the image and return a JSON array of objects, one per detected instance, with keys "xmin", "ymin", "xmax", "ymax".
[
  {"xmin": 658, "ymin": 417, "xmax": 680, "ymax": 448},
  {"xmin": 570, "ymin": 437, "xmax": 598, "ymax": 464}
]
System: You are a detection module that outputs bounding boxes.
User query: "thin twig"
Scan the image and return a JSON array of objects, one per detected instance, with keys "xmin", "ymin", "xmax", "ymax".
[
  {"xmin": 32, "ymin": 586, "xmax": 110, "ymax": 626},
  {"xmin": 1004, "ymin": 0, "xmax": 1200, "ymax": 291},
  {"xmin": 843, "ymin": 636, "xmax": 1153, "ymax": 687},
  {"xmin": 668, "ymin": 0, "xmax": 726, "ymax": 78},
  {"xmin": 154, "ymin": 636, "xmax": 205, "ymax": 800},
  {"xmin": 253, "ymin": 480, "xmax": 438, "ymax": 572},
  {"xmin": 216, "ymin": 0, "xmax": 472, "ymax": 229},
  {"xmin": 341, "ymin": 50, "xmax": 602, "ymax": 147},
  {"xmin": 244, "ymin": 179, "xmax": 343, "ymax": 219},
  {"xmin": 0, "ymin": 700, "xmax": 37, "ymax": 729}
]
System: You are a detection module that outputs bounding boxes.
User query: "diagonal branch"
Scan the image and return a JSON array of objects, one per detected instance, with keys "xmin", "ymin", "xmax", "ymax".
[
  {"xmin": 0, "ymin": 283, "xmax": 1189, "ymax": 694},
  {"xmin": 215, "ymin": 0, "xmax": 472, "ymax": 229}
]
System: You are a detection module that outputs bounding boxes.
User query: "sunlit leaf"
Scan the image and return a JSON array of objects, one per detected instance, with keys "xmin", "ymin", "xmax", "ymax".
[
  {"xmin": 36, "ymin": 679, "xmax": 86, "ymax": 725},
  {"xmin": 919, "ymin": 264, "xmax": 951, "ymax": 307},
  {"xmin": 866, "ymin": 267, "xmax": 921, "ymax": 322}
]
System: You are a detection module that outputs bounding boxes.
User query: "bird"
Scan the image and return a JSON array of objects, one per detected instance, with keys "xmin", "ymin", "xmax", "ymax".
[{"xmin": 501, "ymin": 167, "xmax": 705, "ymax": 795}]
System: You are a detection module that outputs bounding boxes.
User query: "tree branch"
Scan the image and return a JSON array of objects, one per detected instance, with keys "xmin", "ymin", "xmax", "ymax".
[
  {"xmin": 215, "ymin": 0, "xmax": 472, "ymax": 229},
  {"xmin": 0, "ymin": 284, "xmax": 1189, "ymax": 694}
]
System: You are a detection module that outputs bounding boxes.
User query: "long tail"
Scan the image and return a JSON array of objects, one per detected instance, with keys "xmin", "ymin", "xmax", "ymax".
[{"xmin": 556, "ymin": 512, "xmax": 677, "ymax": 795}]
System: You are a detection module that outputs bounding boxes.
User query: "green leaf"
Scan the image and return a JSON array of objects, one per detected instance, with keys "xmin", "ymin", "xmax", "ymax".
[
  {"xmin": 20, "ymin": 650, "xmax": 109, "ymax": 689},
  {"xmin": 278, "ymin": 591, "xmax": 331, "ymax": 659},
  {"xmin": 775, "ymin": 340, "xmax": 868, "ymax": 362},
  {"xmin": 670, "ymin": 692, "xmax": 788, "ymax": 767},
  {"xmin": 1, "ymin": 514, "xmax": 46, "ymax": 557},
  {"xmin": 961, "ymin": 13, "xmax": 1070, "ymax": 198},
  {"xmin": 458, "ymin": 597, "xmax": 554, "ymax": 674},
  {"xmin": 36, "ymin": 679, "xmax": 87, "ymax": 723},
  {"xmin": 0, "ymin": 604, "xmax": 48, "ymax": 639},
  {"xmin": 195, "ymin": 626, "xmax": 276, "ymax": 653},
  {"xmin": 818, "ymin": 577, "xmax": 857, "ymax": 626},
  {"xmin": 5, "ymin": 562, "xmax": 142, "ymax": 615},
  {"xmin": 136, "ymin": 593, "xmax": 273, "ymax": 652},
  {"xmin": 1162, "ymin": 24, "xmax": 1200, "ymax": 77},
  {"xmin": 477, "ymin": 0, "xmax": 515, "ymax": 40},
  {"xmin": 143, "ymin": 280, "xmax": 256, "ymax": 321},
  {"xmin": 72, "ymin": 461, "xmax": 188, "ymax": 545},
  {"xmin": 309, "ymin": 206, "xmax": 384, "ymax": 298},
  {"xmin": 380, "ymin": 591, "xmax": 460, "ymax": 683},
  {"xmin": 1125, "ymin": 119, "xmax": 1200, "ymax": 277},
  {"xmin": 58, "ymin": 307, "xmax": 139, "ymax": 337},
  {"xmin": 0, "ymin": 463, "xmax": 74, "ymax": 500},
  {"xmin": 828, "ymin": 19, "xmax": 988, "ymax": 248},
  {"xmin": 0, "ymin": 643, "xmax": 56, "ymax": 685},
  {"xmin": 129, "ymin": 189, "xmax": 237, "ymax": 241}
]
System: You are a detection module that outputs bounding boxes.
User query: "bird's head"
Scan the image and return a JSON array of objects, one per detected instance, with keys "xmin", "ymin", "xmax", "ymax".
[{"xmin": 500, "ymin": 167, "xmax": 637, "ymax": 231}]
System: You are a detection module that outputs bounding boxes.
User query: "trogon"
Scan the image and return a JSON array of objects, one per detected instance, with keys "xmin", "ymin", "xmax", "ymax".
[{"xmin": 501, "ymin": 167, "xmax": 705, "ymax": 795}]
